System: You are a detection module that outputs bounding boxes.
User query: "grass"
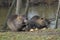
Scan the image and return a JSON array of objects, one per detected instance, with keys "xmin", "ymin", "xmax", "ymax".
[{"xmin": 0, "ymin": 29, "xmax": 60, "ymax": 40}]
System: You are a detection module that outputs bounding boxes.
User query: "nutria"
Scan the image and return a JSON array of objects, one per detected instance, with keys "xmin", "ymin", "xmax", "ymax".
[{"xmin": 7, "ymin": 14, "xmax": 27, "ymax": 31}]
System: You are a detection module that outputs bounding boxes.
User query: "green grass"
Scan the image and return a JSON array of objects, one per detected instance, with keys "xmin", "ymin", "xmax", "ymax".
[{"xmin": 0, "ymin": 29, "xmax": 60, "ymax": 40}]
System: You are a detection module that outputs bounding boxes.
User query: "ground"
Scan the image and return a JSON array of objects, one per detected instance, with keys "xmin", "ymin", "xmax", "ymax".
[{"xmin": 0, "ymin": 29, "xmax": 60, "ymax": 40}]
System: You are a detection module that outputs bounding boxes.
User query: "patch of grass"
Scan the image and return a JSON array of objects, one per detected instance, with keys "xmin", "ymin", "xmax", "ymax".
[
  {"xmin": 0, "ymin": 31, "xmax": 60, "ymax": 40},
  {"xmin": 0, "ymin": 29, "xmax": 60, "ymax": 40}
]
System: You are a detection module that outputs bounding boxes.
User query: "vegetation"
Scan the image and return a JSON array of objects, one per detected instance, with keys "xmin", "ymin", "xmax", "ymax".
[{"xmin": 0, "ymin": 29, "xmax": 60, "ymax": 40}]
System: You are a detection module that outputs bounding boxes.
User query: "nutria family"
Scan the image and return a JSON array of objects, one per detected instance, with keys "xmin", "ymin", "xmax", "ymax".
[{"xmin": 7, "ymin": 14, "xmax": 50, "ymax": 31}]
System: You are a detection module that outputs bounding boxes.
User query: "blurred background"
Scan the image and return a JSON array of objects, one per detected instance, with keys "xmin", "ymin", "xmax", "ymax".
[{"xmin": 0, "ymin": 0, "xmax": 59, "ymax": 30}]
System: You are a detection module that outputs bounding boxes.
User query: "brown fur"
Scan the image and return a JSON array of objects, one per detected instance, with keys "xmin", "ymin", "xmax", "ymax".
[{"xmin": 7, "ymin": 14, "xmax": 26, "ymax": 31}]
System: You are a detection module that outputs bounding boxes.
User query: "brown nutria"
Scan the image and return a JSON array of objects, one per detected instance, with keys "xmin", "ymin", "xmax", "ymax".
[
  {"xmin": 7, "ymin": 14, "xmax": 27, "ymax": 31},
  {"xmin": 27, "ymin": 16, "xmax": 50, "ymax": 31}
]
